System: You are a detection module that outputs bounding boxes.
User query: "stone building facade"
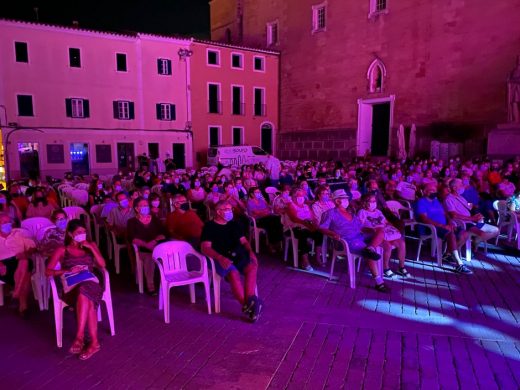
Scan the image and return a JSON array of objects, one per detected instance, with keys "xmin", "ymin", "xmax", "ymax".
[{"xmin": 210, "ymin": 0, "xmax": 520, "ymax": 160}]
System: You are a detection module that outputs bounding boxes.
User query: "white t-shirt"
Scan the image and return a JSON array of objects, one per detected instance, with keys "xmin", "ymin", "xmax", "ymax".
[{"xmin": 358, "ymin": 209, "xmax": 387, "ymax": 229}]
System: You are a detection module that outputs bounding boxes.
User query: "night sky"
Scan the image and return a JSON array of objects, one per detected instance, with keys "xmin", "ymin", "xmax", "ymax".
[{"xmin": 0, "ymin": 0, "xmax": 210, "ymax": 38}]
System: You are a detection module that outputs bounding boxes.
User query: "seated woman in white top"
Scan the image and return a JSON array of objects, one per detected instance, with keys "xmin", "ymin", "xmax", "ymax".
[
  {"xmin": 357, "ymin": 194, "xmax": 410, "ymax": 278},
  {"xmin": 311, "ymin": 186, "xmax": 335, "ymax": 224}
]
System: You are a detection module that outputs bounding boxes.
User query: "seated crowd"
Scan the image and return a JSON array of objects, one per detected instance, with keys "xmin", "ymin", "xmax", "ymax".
[{"xmin": 1, "ymin": 155, "xmax": 519, "ymax": 358}]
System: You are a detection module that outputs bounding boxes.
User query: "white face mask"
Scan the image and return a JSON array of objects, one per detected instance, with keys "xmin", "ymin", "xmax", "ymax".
[
  {"xmin": 151, "ymin": 200, "xmax": 160, "ymax": 208},
  {"xmin": 340, "ymin": 199, "xmax": 349, "ymax": 209},
  {"xmin": 74, "ymin": 233, "xmax": 87, "ymax": 243},
  {"xmin": 296, "ymin": 196, "xmax": 305, "ymax": 205},
  {"xmin": 368, "ymin": 201, "xmax": 377, "ymax": 211}
]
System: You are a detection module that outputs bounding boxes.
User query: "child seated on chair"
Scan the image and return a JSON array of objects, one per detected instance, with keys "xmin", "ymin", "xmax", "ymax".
[
  {"xmin": 46, "ymin": 219, "xmax": 106, "ymax": 360},
  {"xmin": 200, "ymin": 200, "xmax": 262, "ymax": 322}
]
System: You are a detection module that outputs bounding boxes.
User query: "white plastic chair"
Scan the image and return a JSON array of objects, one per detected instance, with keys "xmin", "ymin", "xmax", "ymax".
[
  {"xmin": 71, "ymin": 189, "xmax": 89, "ymax": 206},
  {"xmin": 264, "ymin": 187, "xmax": 279, "ymax": 203},
  {"xmin": 494, "ymin": 200, "xmax": 518, "ymax": 246},
  {"xmin": 405, "ymin": 221, "xmax": 443, "ymax": 266},
  {"xmin": 109, "ymin": 231, "xmax": 127, "ymax": 274},
  {"xmin": 386, "ymin": 200, "xmax": 414, "ymax": 220},
  {"xmin": 64, "ymin": 206, "xmax": 92, "ymax": 241},
  {"xmin": 152, "ymin": 241, "xmax": 211, "ymax": 324},
  {"xmin": 328, "ymin": 238, "xmax": 363, "ymax": 288},
  {"xmin": 246, "ymin": 214, "xmax": 268, "ymax": 254},
  {"xmin": 21, "ymin": 217, "xmax": 54, "ymax": 240},
  {"xmin": 49, "ymin": 266, "xmax": 115, "ymax": 348},
  {"xmin": 282, "ymin": 215, "xmax": 299, "ymax": 268}
]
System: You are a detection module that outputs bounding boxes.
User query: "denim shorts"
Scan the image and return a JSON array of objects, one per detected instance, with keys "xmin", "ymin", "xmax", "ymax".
[{"xmin": 213, "ymin": 256, "xmax": 252, "ymax": 278}]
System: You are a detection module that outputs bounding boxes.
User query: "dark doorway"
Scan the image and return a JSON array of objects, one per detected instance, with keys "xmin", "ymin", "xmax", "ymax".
[
  {"xmin": 371, "ymin": 103, "xmax": 390, "ymax": 156},
  {"xmin": 18, "ymin": 143, "xmax": 40, "ymax": 179},
  {"xmin": 117, "ymin": 142, "xmax": 135, "ymax": 172},
  {"xmin": 70, "ymin": 143, "xmax": 90, "ymax": 176},
  {"xmin": 261, "ymin": 124, "xmax": 273, "ymax": 154},
  {"xmin": 148, "ymin": 143, "xmax": 159, "ymax": 159},
  {"xmin": 172, "ymin": 143, "xmax": 185, "ymax": 169}
]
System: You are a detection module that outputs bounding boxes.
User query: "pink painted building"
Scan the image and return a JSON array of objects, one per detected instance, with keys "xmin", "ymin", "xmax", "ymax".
[
  {"xmin": 189, "ymin": 40, "xmax": 279, "ymax": 166},
  {"xmin": 0, "ymin": 19, "xmax": 193, "ymax": 180}
]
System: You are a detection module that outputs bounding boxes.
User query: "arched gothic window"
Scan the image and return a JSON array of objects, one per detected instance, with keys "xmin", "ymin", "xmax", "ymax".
[{"xmin": 367, "ymin": 59, "xmax": 387, "ymax": 93}]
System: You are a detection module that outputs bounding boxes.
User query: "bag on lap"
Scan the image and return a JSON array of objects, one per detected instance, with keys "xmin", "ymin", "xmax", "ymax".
[{"xmin": 60, "ymin": 265, "xmax": 98, "ymax": 293}]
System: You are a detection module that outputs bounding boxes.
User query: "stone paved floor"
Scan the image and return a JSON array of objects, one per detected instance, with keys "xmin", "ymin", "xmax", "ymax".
[{"xmin": 1, "ymin": 243, "xmax": 519, "ymax": 389}]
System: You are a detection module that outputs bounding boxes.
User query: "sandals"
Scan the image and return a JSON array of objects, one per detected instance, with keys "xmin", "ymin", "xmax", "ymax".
[
  {"xmin": 375, "ymin": 283, "xmax": 391, "ymax": 293},
  {"xmin": 397, "ymin": 267, "xmax": 410, "ymax": 277},
  {"xmin": 79, "ymin": 343, "xmax": 101, "ymax": 360},
  {"xmin": 69, "ymin": 338, "xmax": 84, "ymax": 354},
  {"xmin": 383, "ymin": 269, "xmax": 394, "ymax": 278}
]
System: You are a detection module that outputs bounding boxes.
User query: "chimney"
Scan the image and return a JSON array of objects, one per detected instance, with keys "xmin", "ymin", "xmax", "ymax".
[{"xmin": 72, "ymin": 20, "xmax": 79, "ymax": 28}]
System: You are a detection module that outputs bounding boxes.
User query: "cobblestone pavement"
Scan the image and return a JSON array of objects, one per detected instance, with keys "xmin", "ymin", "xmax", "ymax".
[{"xmin": 1, "ymin": 243, "xmax": 519, "ymax": 389}]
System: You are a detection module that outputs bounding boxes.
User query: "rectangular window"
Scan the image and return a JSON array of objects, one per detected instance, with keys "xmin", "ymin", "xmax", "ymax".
[
  {"xmin": 369, "ymin": 0, "xmax": 388, "ymax": 16},
  {"xmin": 231, "ymin": 53, "xmax": 243, "ymax": 69},
  {"xmin": 209, "ymin": 127, "xmax": 221, "ymax": 147},
  {"xmin": 376, "ymin": 0, "xmax": 387, "ymax": 11},
  {"xmin": 254, "ymin": 56, "xmax": 265, "ymax": 72},
  {"xmin": 157, "ymin": 58, "xmax": 172, "ymax": 75},
  {"xmin": 69, "ymin": 48, "xmax": 81, "ymax": 67},
  {"xmin": 208, "ymin": 84, "xmax": 221, "ymax": 114},
  {"xmin": 116, "ymin": 53, "xmax": 127, "ymax": 71},
  {"xmin": 312, "ymin": 4, "xmax": 327, "ymax": 32},
  {"xmin": 156, "ymin": 103, "xmax": 176, "ymax": 121},
  {"xmin": 17, "ymin": 95, "xmax": 34, "ymax": 116},
  {"xmin": 113, "ymin": 100, "xmax": 134, "ymax": 120},
  {"xmin": 15, "ymin": 42, "xmax": 28, "ymax": 63},
  {"xmin": 232, "ymin": 86, "xmax": 244, "ymax": 115},
  {"xmin": 207, "ymin": 50, "xmax": 220, "ymax": 66},
  {"xmin": 65, "ymin": 98, "xmax": 90, "ymax": 118},
  {"xmin": 95, "ymin": 145, "xmax": 112, "ymax": 163},
  {"xmin": 267, "ymin": 22, "xmax": 278, "ymax": 46},
  {"xmin": 47, "ymin": 144, "xmax": 65, "ymax": 164},
  {"xmin": 232, "ymin": 127, "xmax": 244, "ymax": 146},
  {"xmin": 254, "ymin": 88, "xmax": 266, "ymax": 117}
]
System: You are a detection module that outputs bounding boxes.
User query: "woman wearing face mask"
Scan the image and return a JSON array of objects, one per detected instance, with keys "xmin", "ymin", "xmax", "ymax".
[
  {"xmin": 0, "ymin": 191, "xmax": 22, "ymax": 227},
  {"xmin": 222, "ymin": 182, "xmax": 245, "ymax": 214},
  {"xmin": 127, "ymin": 197, "xmax": 165, "ymax": 295},
  {"xmin": 38, "ymin": 209, "xmax": 68, "ymax": 257},
  {"xmin": 358, "ymin": 194, "xmax": 409, "ymax": 278},
  {"xmin": 205, "ymin": 182, "xmax": 222, "ymax": 217},
  {"xmin": 149, "ymin": 193, "xmax": 166, "ymax": 220},
  {"xmin": 88, "ymin": 180, "xmax": 106, "ymax": 207},
  {"xmin": 46, "ymin": 219, "xmax": 106, "ymax": 360},
  {"xmin": 246, "ymin": 187, "xmax": 283, "ymax": 253},
  {"xmin": 26, "ymin": 188, "xmax": 56, "ymax": 219},
  {"xmin": 187, "ymin": 178, "xmax": 207, "ymax": 218},
  {"xmin": 286, "ymin": 189, "xmax": 323, "ymax": 271}
]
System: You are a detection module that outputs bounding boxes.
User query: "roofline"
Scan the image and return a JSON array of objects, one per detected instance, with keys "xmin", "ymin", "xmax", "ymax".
[
  {"xmin": 0, "ymin": 18, "xmax": 191, "ymax": 43},
  {"xmin": 192, "ymin": 39, "xmax": 280, "ymax": 56}
]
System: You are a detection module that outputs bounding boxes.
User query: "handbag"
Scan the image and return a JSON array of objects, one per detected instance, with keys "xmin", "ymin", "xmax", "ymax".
[
  {"xmin": 60, "ymin": 265, "xmax": 99, "ymax": 293},
  {"xmin": 384, "ymin": 225, "xmax": 402, "ymax": 241}
]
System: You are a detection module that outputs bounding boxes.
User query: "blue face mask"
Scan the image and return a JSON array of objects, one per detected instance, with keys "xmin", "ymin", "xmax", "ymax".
[
  {"xmin": 223, "ymin": 210, "xmax": 234, "ymax": 222},
  {"xmin": 1, "ymin": 222, "xmax": 13, "ymax": 235},
  {"xmin": 119, "ymin": 199, "xmax": 129, "ymax": 208},
  {"xmin": 255, "ymin": 193, "xmax": 263, "ymax": 200},
  {"xmin": 56, "ymin": 219, "xmax": 68, "ymax": 231},
  {"xmin": 140, "ymin": 206, "xmax": 150, "ymax": 215}
]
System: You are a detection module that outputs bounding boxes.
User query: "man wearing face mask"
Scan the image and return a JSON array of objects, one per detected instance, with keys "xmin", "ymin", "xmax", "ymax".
[
  {"xmin": 444, "ymin": 179, "xmax": 499, "ymax": 251},
  {"xmin": 201, "ymin": 200, "xmax": 262, "ymax": 322},
  {"xmin": 417, "ymin": 183, "xmax": 472, "ymax": 273},
  {"xmin": 166, "ymin": 194, "xmax": 204, "ymax": 248},
  {"xmin": 0, "ymin": 212, "xmax": 36, "ymax": 316},
  {"xmin": 107, "ymin": 192, "xmax": 136, "ymax": 243},
  {"xmin": 319, "ymin": 190, "xmax": 389, "ymax": 292}
]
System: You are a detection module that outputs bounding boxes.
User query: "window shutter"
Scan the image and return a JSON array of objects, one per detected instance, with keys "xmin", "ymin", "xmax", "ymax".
[
  {"xmin": 129, "ymin": 102, "xmax": 135, "ymax": 119},
  {"xmin": 65, "ymin": 99, "xmax": 72, "ymax": 117},
  {"xmin": 170, "ymin": 104, "xmax": 176, "ymax": 120},
  {"xmin": 113, "ymin": 101, "xmax": 119, "ymax": 119},
  {"xmin": 156, "ymin": 103, "xmax": 162, "ymax": 119},
  {"xmin": 167, "ymin": 60, "xmax": 172, "ymax": 75},
  {"xmin": 157, "ymin": 59, "xmax": 162, "ymax": 74},
  {"xmin": 83, "ymin": 99, "xmax": 90, "ymax": 118}
]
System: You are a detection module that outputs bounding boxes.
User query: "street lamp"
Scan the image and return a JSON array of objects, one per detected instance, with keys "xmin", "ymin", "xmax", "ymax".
[
  {"xmin": 178, "ymin": 48, "xmax": 193, "ymax": 60},
  {"xmin": 3, "ymin": 127, "xmax": 44, "ymax": 183}
]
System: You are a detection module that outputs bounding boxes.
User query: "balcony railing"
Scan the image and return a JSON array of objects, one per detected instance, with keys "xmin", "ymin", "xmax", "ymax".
[
  {"xmin": 254, "ymin": 103, "xmax": 267, "ymax": 117},
  {"xmin": 232, "ymin": 102, "xmax": 245, "ymax": 116},
  {"xmin": 208, "ymin": 100, "xmax": 223, "ymax": 114}
]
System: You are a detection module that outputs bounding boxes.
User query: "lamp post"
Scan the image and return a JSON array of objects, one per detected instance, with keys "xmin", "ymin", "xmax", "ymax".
[{"xmin": 3, "ymin": 127, "xmax": 44, "ymax": 183}]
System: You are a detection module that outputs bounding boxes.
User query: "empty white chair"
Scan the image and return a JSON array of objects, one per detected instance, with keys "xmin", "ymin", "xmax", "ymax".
[
  {"xmin": 132, "ymin": 244, "xmax": 145, "ymax": 294},
  {"xmin": 152, "ymin": 241, "xmax": 211, "ymax": 324},
  {"xmin": 264, "ymin": 187, "xmax": 279, "ymax": 203},
  {"xmin": 49, "ymin": 266, "xmax": 115, "ymax": 348},
  {"xmin": 405, "ymin": 221, "xmax": 443, "ymax": 266},
  {"xmin": 494, "ymin": 200, "xmax": 518, "ymax": 246},
  {"xmin": 386, "ymin": 200, "xmax": 414, "ymax": 220},
  {"xmin": 246, "ymin": 214, "xmax": 268, "ymax": 254},
  {"xmin": 109, "ymin": 230, "xmax": 127, "ymax": 274}
]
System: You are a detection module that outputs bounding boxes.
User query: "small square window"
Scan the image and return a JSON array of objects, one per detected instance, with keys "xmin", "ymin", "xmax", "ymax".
[
  {"xmin": 209, "ymin": 127, "xmax": 221, "ymax": 146},
  {"xmin": 113, "ymin": 100, "xmax": 134, "ymax": 120},
  {"xmin": 156, "ymin": 103, "xmax": 176, "ymax": 121},
  {"xmin": 15, "ymin": 42, "xmax": 28, "ymax": 63},
  {"xmin": 207, "ymin": 50, "xmax": 220, "ymax": 66},
  {"xmin": 157, "ymin": 58, "xmax": 172, "ymax": 75},
  {"xmin": 69, "ymin": 48, "xmax": 81, "ymax": 67},
  {"xmin": 17, "ymin": 95, "xmax": 34, "ymax": 116},
  {"xmin": 116, "ymin": 53, "xmax": 127, "ymax": 71},
  {"xmin": 95, "ymin": 145, "xmax": 112, "ymax": 163},
  {"xmin": 232, "ymin": 127, "xmax": 244, "ymax": 146},
  {"xmin": 231, "ymin": 53, "xmax": 243, "ymax": 69},
  {"xmin": 254, "ymin": 56, "xmax": 265, "ymax": 71}
]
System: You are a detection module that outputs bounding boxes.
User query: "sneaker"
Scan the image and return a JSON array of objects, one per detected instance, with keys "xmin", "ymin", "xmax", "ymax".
[
  {"xmin": 375, "ymin": 283, "xmax": 391, "ymax": 293},
  {"xmin": 303, "ymin": 265, "xmax": 314, "ymax": 272},
  {"xmin": 454, "ymin": 264, "xmax": 473, "ymax": 275},
  {"xmin": 360, "ymin": 247, "xmax": 381, "ymax": 261},
  {"xmin": 247, "ymin": 296, "xmax": 263, "ymax": 322},
  {"xmin": 443, "ymin": 254, "xmax": 457, "ymax": 265},
  {"xmin": 383, "ymin": 269, "xmax": 394, "ymax": 278},
  {"xmin": 396, "ymin": 267, "xmax": 410, "ymax": 278}
]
